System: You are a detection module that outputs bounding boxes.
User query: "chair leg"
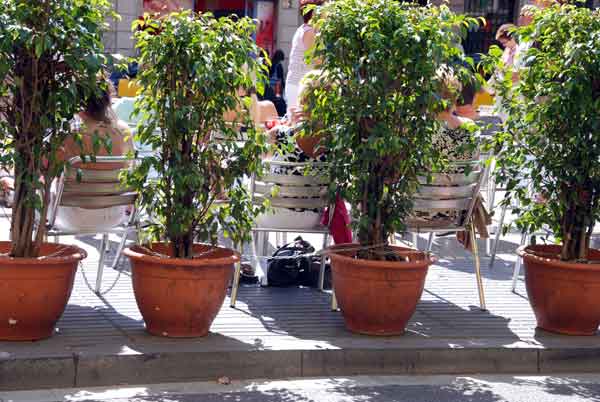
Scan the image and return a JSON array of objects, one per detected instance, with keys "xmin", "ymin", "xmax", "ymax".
[
  {"xmin": 331, "ymin": 288, "xmax": 338, "ymax": 311},
  {"xmin": 95, "ymin": 233, "xmax": 109, "ymax": 294},
  {"xmin": 261, "ymin": 231, "xmax": 270, "ymax": 256},
  {"xmin": 469, "ymin": 223, "xmax": 486, "ymax": 311},
  {"xmin": 427, "ymin": 232, "xmax": 435, "ymax": 252},
  {"xmin": 511, "ymin": 232, "xmax": 529, "ymax": 293},
  {"xmin": 230, "ymin": 242, "xmax": 243, "ymax": 308},
  {"xmin": 486, "ymin": 158, "xmax": 497, "ymax": 210},
  {"xmin": 488, "ymin": 202, "xmax": 508, "ymax": 269},
  {"xmin": 254, "ymin": 232, "xmax": 268, "ymax": 287},
  {"xmin": 485, "ymin": 162, "xmax": 497, "ymax": 257},
  {"xmin": 111, "ymin": 232, "xmax": 129, "ymax": 270},
  {"xmin": 318, "ymin": 233, "xmax": 329, "ymax": 291}
]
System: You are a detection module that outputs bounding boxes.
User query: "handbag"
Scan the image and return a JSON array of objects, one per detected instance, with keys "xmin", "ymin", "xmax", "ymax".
[
  {"xmin": 266, "ymin": 236, "xmax": 331, "ymax": 288},
  {"xmin": 267, "ymin": 236, "xmax": 314, "ymax": 287}
]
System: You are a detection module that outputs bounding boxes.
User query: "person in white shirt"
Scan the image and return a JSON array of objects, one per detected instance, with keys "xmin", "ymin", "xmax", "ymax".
[{"xmin": 284, "ymin": 0, "xmax": 323, "ymax": 117}]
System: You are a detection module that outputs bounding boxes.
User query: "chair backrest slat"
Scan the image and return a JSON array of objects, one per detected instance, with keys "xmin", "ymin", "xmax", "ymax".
[
  {"xmin": 254, "ymin": 181, "xmax": 324, "ymax": 198},
  {"xmin": 409, "ymin": 153, "xmax": 488, "ymax": 230},
  {"xmin": 62, "ymin": 181, "xmax": 134, "ymax": 196},
  {"xmin": 413, "ymin": 198, "xmax": 470, "ymax": 211},
  {"xmin": 61, "ymin": 193, "xmax": 137, "ymax": 209},
  {"xmin": 254, "ymin": 194, "xmax": 327, "ymax": 210},
  {"xmin": 252, "ymin": 159, "xmax": 330, "ymax": 211},
  {"xmin": 259, "ymin": 173, "xmax": 329, "ymax": 186},
  {"xmin": 55, "ymin": 157, "xmax": 137, "ymax": 211},
  {"xmin": 64, "ymin": 168, "xmax": 121, "ymax": 183},
  {"xmin": 414, "ymin": 183, "xmax": 476, "ymax": 199},
  {"xmin": 417, "ymin": 170, "xmax": 480, "ymax": 186}
]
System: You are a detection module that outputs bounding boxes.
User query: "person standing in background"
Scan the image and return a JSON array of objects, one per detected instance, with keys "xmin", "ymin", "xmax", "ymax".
[
  {"xmin": 269, "ymin": 49, "xmax": 286, "ymax": 97},
  {"xmin": 266, "ymin": 49, "xmax": 287, "ymax": 116},
  {"xmin": 284, "ymin": 0, "xmax": 323, "ymax": 117}
]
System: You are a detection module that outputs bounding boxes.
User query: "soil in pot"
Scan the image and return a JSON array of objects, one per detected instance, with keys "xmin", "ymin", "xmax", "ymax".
[
  {"xmin": 327, "ymin": 244, "xmax": 433, "ymax": 336},
  {"xmin": 520, "ymin": 244, "xmax": 600, "ymax": 336},
  {"xmin": 0, "ymin": 242, "xmax": 86, "ymax": 341},
  {"xmin": 123, "ymin": 243, "xmax": 238, "ymax": 338}
]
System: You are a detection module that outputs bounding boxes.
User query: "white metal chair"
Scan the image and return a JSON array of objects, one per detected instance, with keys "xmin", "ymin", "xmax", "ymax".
[
  {"xmin": 230, "ymin": 159, "xmax": 333, "ymax": 307},
  {"xmin": 405, "ymin": 156, "xmax": 490, "ymax": 310},
  {"xmin": 476, "ymin": 106, "xmax": 503, "ymax": 257},
  {"xmin": 47, "ymin": 156, "xmax": 140, "ymax": 294}
]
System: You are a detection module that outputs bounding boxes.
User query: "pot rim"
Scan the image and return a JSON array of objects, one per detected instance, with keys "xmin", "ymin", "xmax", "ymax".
[
  {"xmin": 0, "ymin": 241, "xmax": 87, "ymax": 265},
  {"xmin": 517, "ymin": 244, "xmax": 600, "ymax": 269},
  {"xmin": 123, "ymin": 243, "xmax": 240, "ymax": 267},
  {"xmin": 324, "ymin": 243, "xmax": 436, "ymax": 268}
]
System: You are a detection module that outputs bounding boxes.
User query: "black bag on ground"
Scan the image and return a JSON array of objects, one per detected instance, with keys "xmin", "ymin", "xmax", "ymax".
[
  {"xmin": 266, "ymin": 236, "xmax": 331, "ymax": 288},
  {"xmin": 267, "ymin": 236, "xmax": 313, "ymax": 287}
]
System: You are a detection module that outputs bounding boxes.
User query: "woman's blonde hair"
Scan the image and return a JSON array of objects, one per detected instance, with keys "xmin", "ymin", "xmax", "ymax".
[
  {"xmin": 495, "ymin": 23, "xmax": 516, "ymax": 41},
  {"xmin": 436, "ymin": 66, "xmax": 461, "ymax": 107}
]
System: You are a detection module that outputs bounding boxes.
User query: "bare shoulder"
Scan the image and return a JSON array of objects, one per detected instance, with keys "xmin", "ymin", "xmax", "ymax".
[{"xmin": 115, "ymin": 119, "xmax": 131, "ymax": 134}]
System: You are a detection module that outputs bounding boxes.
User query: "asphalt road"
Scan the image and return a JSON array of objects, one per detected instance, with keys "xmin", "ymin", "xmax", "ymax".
[{"xmin": 2, "ymin": 375, "xmax": 600, "ymax": 402}]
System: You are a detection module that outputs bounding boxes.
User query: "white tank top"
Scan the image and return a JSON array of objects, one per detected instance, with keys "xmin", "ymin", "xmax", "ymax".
[{"xmin": 285, "ymin": 24, "xmax": 314, "ymax": 88}]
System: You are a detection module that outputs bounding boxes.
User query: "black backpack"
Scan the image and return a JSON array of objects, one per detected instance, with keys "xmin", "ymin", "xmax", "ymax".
[{"xmin": 266, "ymin": 236, "xmax": 330, "ymax": 288}]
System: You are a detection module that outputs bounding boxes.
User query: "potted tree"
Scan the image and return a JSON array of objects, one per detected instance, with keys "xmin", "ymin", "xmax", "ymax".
[
  {"xmin": 487, "ymin": 5, "xmax": 600, "ymax": 335},
  {"xmin": 307, "ymin": 0, "xmax": 479, "ymax": 335},
  {"xmin": 122, "ymin": 11, "xmax": 268, "ymax": 338},
  {"xmin": 0, "ymin": 0, "xmax": 113, "ymax": 340}
]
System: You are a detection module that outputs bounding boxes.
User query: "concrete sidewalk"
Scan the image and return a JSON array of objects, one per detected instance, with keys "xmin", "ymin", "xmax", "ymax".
[{"xmin": 0, "ymin": 225, "xmax": 599, "ymax": 391}]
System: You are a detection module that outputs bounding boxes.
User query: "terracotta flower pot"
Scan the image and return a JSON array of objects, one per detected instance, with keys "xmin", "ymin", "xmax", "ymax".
[
  {"xmin": 0, "ymin": 242, "xmax": 86, "ymax": 341},
  {"xmin": 327, "ymin": 244, "xmax": 433, "ymax": 335},
  {"xmin": 123, "ymin": 243, "xmax": 238, "ymax": 338},
  {"xmin": 519, "ymin": 244, "xmax": 600, "ymax": 336}
]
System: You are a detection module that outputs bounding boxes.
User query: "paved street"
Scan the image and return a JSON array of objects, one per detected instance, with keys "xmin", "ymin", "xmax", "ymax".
[{"xmin": 2, "ymin": 375, "xmax": 600, "ymax": 402}]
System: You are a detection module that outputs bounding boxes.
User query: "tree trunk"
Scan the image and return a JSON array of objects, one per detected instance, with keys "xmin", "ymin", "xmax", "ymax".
[
  {"xmin": 561, "ymin": 202, "xmax": 593, "ymax": 261},
  {"xmin": 10, "ymin": 159, "xmax": 38, "ymax": 258},
  {"xmin": 358, "ymin": 160, "xmax": 387, "ymax": 260}
]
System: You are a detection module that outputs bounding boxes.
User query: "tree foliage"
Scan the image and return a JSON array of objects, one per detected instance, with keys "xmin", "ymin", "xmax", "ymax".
[
  {"xmin": 0, "ymin": 0, "xmax": 113, "ymax": 258},
  {"xmin": 128, "ymin": 11, "xmax": 269, "ymax": 258},
  {"xmin": 306, "ymin": 0, "xmax": 479, "ymax": 259},
  {"xmin": 485, "ymin": 5, "xmax": 600, "ymax": 261}
]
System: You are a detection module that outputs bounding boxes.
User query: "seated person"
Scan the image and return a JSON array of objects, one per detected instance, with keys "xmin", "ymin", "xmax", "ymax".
[
  {"xmin": 52, "ymin": 80, "xmax": 134, "ymax": 232},
  {"xmin": 255, "ymin": 70, "xmax": 328, "ymax": 230},
  {"xmin": 413, "ymin": 68, "xmax": 480, "ymax": 225},
  {"xmin": 434, "ymin": 69, "xmax": 480, "ymax": 171},
  {"xmin": 0, "ymin": 80, "xmax": 133, "ymax": 229},
  {"xmin": 223, "ymin": 88, "xmax": 278, "ymax": 132}
]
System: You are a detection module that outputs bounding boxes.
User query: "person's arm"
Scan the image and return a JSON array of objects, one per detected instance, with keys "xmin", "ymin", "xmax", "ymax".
[
  {"xmin": 302, "ymin": 28, "xmax": 322, "ymax": 66},
  {"xmin": 302, "ymin": 27, "xmax": 316, "ymax": 50}
]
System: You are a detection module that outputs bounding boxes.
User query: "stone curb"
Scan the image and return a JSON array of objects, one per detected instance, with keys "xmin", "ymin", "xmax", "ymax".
[{"xmin": 3, "ymin": 347, "xmax": 600, "ymax": 391}]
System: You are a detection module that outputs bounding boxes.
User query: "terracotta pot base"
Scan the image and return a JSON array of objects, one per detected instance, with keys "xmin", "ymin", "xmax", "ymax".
[
  {"xmin": 124, "ymin": 243, "xmax": 238, "ymax": 338},
  {"xmin": 520, "ymin": 245, "xmax": 600, "ymax": 336},
  {"xmin": 327, "ymin": 244, "xmax": 432, "ymax": 336},
  {"xmin": 0, "ymin": 242, "xmax": 86, "ymax": 341}
]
